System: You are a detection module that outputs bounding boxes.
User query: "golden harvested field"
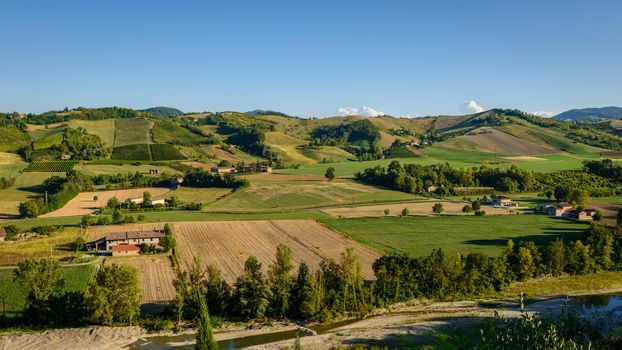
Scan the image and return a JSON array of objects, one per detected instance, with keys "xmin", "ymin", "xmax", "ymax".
[
  {"xmin": 106, "ymin": 255, "xmax": 176, "ymax": 303},
  {"xmin": 242, "ymin": 173, "xmax": 326, "ymax": 182},
  {"xmin": 42, "ymin": 187, "xmax": 170, "ymax": 218},
  {"xmin": 322, "ymin": 200, "xmax": 514, "ymax": 218},
  {"xmin": 174, "ymin": 220, "xmax": 381, "ymax": 283}
]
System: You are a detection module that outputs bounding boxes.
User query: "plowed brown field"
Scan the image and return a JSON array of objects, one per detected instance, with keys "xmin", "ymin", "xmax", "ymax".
[
  {"xmin": 106, "ymin": 255, "xmax": 176, "ymax": 303},
  {"xmin": 173, "ymin": 220, "xmax": 381, "ymax": 283}
]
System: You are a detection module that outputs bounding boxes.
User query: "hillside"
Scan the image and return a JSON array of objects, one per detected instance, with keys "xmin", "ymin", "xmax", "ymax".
[{"xmin": 553, "ymin": 106, "xmax": 622, "ymax": 122}]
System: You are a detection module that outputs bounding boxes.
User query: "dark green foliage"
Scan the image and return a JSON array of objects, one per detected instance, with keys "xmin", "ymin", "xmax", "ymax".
[
  {"xmin": 111, "ymin": 144, "xmax": 152, "ymax": 160},
  {"xmin": 583, "ymin": 159, "xmax": 622, "ymax": 182},
  {"xmin": 232, "ymin": 256, "xmax": 270, "ymax": 320},
  {"xmin": 183, "ymin": 169, "xmax": 249, "ymax": 189},
  {"xmin": 24, "ymin": 161, "xmax": 78, "ymax": 172},
  {"xmin": 140, "ymin": 106, "xmax": 184, "ymax": 117},
  {"xmin": 480, "ymin": 309, "xmax": 601, "ymax": 350},
  {"xmin": 86, "ymin": 264, "xmax": 141, "ymax": 325},
  {"xmin": 267, "ymin": 244, "xmax": 294, "ymax": 318},
  {"xmin": 150, "ymin": 144, "xmax": 187, "ymax": 160},
  {"xmin": 325, "ymin": 167, "xmax": 336, "ymax": 181},
  {"xmin": 195, "ymin": 291, "xmax": 218, "ymax": 350},
  {"xmin": 19, "ymin": 171, "xmax": 93, "ymax": 218},
  {"xmin": 288, "ymin": 262, "xmax": 316, "ymax": 320},
  {"xmin": 13, "ymin": 259, "xmax": 65, "ymax": 322},
  {"xmin": 3, "ymin": 224, "xmax": 20, "ymax": 240},
  {"xmin": 311, "ymin": 120, "xmax": 382, "ymax": 159},
  {"xmin": 63, "ymin": 127, "xmax": 109, "ymax": 160}
]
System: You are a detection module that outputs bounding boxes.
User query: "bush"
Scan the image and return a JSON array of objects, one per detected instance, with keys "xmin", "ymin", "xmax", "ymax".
[{"xmin": 474, "ymin": 210, "xmax": 486, "ymax": 216}]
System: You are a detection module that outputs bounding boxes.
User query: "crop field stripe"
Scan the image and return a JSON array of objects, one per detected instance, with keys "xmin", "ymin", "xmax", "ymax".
[{"xmin": 24, "ymin": 161, "xmax": 78, "ymax": 172}]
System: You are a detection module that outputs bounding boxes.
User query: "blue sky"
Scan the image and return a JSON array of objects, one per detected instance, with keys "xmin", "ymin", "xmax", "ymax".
[{"xmin": 1, "ymin": 0, "xmax": 620, "ymax": 117}]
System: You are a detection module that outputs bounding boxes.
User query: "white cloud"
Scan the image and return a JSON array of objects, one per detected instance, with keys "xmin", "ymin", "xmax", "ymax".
[
  {"xmin": 531, "ymin": 110, "xmax": 556, "ymax": 118},
  {"xmin": 362, "ymin": 106, "xmax": 385, "ymax": 117},
  {"xmin": 337, "ymin": 106, "xmax": 385, "ymax": 117},
  {"xmin": 460, "ymin": 100, "xmax": 484, "ymax": 114},
  {"xmin": 337, "ymin": 107, "xmax": 360, "ymax": 116}
]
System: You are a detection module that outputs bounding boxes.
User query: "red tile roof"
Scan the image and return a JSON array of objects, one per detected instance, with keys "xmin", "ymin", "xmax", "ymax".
[{"xmin": 111, "ymin": 244, "xmax": 140, "ymax": 252}]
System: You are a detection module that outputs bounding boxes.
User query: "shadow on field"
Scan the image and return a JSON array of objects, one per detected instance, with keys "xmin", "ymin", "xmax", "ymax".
[{"xmin": 464, "ymin": 229, "xmax": 586, "ymax": 248}]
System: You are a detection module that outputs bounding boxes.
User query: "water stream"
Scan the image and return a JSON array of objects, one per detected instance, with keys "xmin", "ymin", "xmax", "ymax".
[{"xmin": 128, "ymin": 294, "xmax": 622, "ymax": 349}]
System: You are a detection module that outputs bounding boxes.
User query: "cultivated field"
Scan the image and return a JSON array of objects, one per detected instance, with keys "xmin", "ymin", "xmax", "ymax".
[
  {"xmin": 0, "ymin": 172, "xmax": 64, "ymax": 219},
  {"xmin": 41, "ymin": 187, "xmax": 170, "ymax": 218},
  {"xmin": 75, "ymin": 163, "xmax": 180, "ymax": 176},
  {"xmin": 173, "ymin": 220, "xmax": 382, "ymax": 283},
  {"xmin": 106, "ymin": 255, "xmax": 176, "ymax": 303},
  {"xmin": 201, "ymin": 144, "xmax": 259, "ymax": 163},
  {"xmin": 204, "ymin": 178, "xmax": 417, "ymax": 212},
  {"xmin": 321, "ymin": 215, "xmax": 588, "ymax": 257},
  {"xmin": 322, "ymin": 200, "xmax": 514, "ymax": 218},
  {"xmin": 0, "ymin": 152, "xmax": 28, "ymax": 178},
  {"xmin": 114, "ymin": 118, "xmax": 153, "ymax": 146},
  {"xmin": 444, "ymin": 128, "xmax": 555, "ymax": 155},
  {"xmin": 165, "ymin": 187, "xmax": 232, "ymax": 206}
]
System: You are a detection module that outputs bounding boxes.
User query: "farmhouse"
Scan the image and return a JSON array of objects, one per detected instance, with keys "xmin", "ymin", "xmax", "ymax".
[
  {"xmin": 492, "ymin": 195, "xmax": 513, "ymax": 207},
  {"xmin": 426, "ymin": 185, "xmax": 437, "ymax": 193},
  {"xmin": 149, "ymin": 169, "xmax": 160, "ymax": 175},
  {"xmin": 211, "ymin": 166, "xmax": 236, "ymax": 174},
  {"xmin": 112, "ymin": 244, "xmax": 140, "ymax": 256},
  {"xmin": 126, "ymin": 197, "xmax": 144, "ymax": 205},
  {"xmin": 0, "ymin": 227, "xmax": 6, "ymax": 242},
  {"xmin": 86, "ymin": 230, "xmax": 165, "ymax": 251},
  {"xmin": 546, "ymin": 203, "xmax": 573, "ymax": 217},
  {"xmin": 145, "ymin": 198, "xmax": 166, "ymax": 206},
  {"xmin": 569, "ymin": 209, "xmax": 597, "ymax": 221}
]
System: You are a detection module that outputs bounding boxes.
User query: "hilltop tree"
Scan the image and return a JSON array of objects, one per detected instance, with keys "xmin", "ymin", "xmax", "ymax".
[
  {"xmin": 86, "ymin": 264, "xmax": 141, "ymax": 326},
  {"xmin": 232, "ymin": 256, "xmax": 269, "ymax": 320},
  {"xmin": 267, "ymin": 244, "xmax": 294, "ymax": 318},
  {"xmin": 325, "ymin": 167, "xmax": 336, "ymax": 181}
]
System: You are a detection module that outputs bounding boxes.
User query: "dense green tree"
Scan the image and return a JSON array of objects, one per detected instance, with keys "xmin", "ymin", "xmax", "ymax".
[
  {"xmin": 205, "ymin": 264, "xmax": 231, "ymax": 317},
  {"xmin": 86, "ymin": 264, "xmax": 141, "ymax": 325},
  {"xmin": 584, "ymin": 224, "xmax": 613, "ymax": 269},
  {"xmin": 233, "ymin": 256, "xmax": 269, "ymax": 320},
  {"xmin": 542, "ymin": 239, "xmax": 566, "ymax": 276},
  {"xmin": 401, "ymin": 207, "xmax": 409, "ymax": 217},
  {"xmin": 19, "ymin": 200, "xmax": 41, "ymax": 218},
  {"xmin": 107, "ymin": 196, "xmax": 120, "ymax": 209},
  {"xmin": 324, "ymin": 167, "xmax": 336, "ymax": 181},
  {"xmin": 462, "ymin": 205, "xmax": 473, "ymax": 214},
  {"xmin": 195, "ymin": 291, "xmax": 218, "ymax": 350},
  {"xmin": 432, "ymin": 202, "xmax": 444, "ymax": 214},
  {"xmin": 13, "ymin": 258, "xmax": 65, "ymax": 321},
  {"xmin": 267, "ymin": 244, "xmax": 294, "ymax": 318},
  {"xmin": 288, "ymin": 262, "xmax": 316, "ymax": 320}
]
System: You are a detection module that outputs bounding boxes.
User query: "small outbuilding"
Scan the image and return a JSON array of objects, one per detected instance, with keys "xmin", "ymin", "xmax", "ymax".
[
  {"xmin": 546, "ymin": 203, "xmax": 573, "ymax": 217},
  {"xmin": 492, "ymin": 195, "xmax": 513, "ymax": 207},
  {"xmin": 146, "ymin": 198, "xmax": 166, "ymax": 206}
]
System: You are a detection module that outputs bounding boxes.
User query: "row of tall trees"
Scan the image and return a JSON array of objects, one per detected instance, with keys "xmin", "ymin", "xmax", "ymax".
[{"xmin": 173, "ymin": 245, "xmax": 368, "ymax": 323}]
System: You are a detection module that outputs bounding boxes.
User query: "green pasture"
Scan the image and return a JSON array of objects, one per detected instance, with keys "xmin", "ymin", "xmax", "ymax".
[
  {"xmin": 203, "ymin": 179, "xmax": 418, "ymax": 212},
  {"xmin": 321, "ymin": 215, "xmax": 588, "ymax": 257},
  {"xmin": 67, "ymin": 119, "xmax": 116, "ymax": 146},
  {"xmin": 75, "ymin": 163, "xmax": 180, "ymax": 176},
  {"xmin": 0, "ymin": 265, "xmax": 93, "ymax": 317}
]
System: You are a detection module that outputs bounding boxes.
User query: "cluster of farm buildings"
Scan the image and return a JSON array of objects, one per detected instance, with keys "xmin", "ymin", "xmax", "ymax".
[{"xmin": 86, "ymin": 230, "xmax": 165, "ymax": 256}]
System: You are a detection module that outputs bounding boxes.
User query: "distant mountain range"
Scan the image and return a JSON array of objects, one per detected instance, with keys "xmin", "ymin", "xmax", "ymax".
[
  {"xmin": 553, "ymin": 106, "xmax": 622, "ymax": 122},
  {"xmin": 140, "ymin": 106, "xmax": 184, "ymax": 117}
]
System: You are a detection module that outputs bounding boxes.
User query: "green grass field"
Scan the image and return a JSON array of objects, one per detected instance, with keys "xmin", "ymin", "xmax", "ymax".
[
  {"xmin": 0, "ymin": 152, "xmax": 28, "ymax": 178},
  {"xmin": 75, "ymin": 163, "xmax": 180, "ymax": 176},
  {"xmin": 151, "ymin": 119, "xmax": 209, "ymax": 145},
  {"xmin": 0, "ymin": 265, "xmax": 93, "ymax": 317},
  {"xmin": 31, "ymin": 127, "xmax": 65, "ymax": 150},
  {"xmin": 321, "ymin": 215, "xmax": 588, "ymax": 257},
  {"xmin": 114, "ymin": 118, "xmax": 153, "ymax": 146},
  {"xmin": 0, "ymin": 172, "xmax": 65, "ymax": 218},
  {"xmin": 0, "ymin": 125, "xmax": 31, "ymax": 152},
  {"xmin": 68, "ymin": 119, "xmax": 116, "ymax": 146},
  {"xmin": 204, "ymin": 179, "xmax": 418, "ymax": 212},
  {"xmin": 279, "ymin": 150, "xmax": 591, "ymax": 177}
]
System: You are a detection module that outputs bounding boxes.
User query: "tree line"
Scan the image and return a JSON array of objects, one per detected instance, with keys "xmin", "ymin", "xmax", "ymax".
[{"xmin": 355, "ymin": 160, "xmax": 619, "ymax": 197}]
